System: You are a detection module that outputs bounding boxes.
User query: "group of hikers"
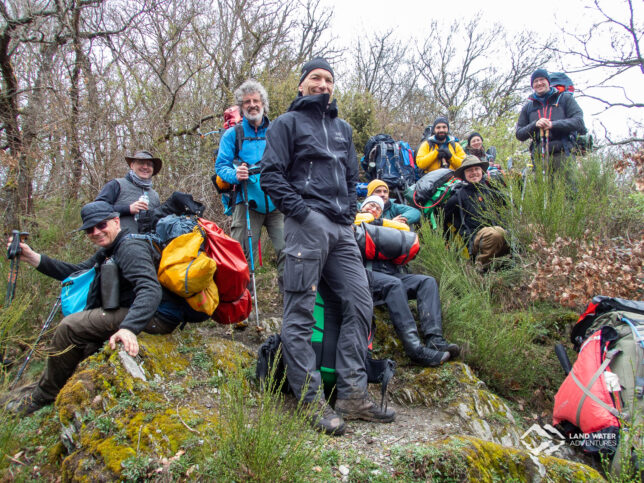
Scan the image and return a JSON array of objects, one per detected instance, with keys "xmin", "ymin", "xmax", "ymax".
[{"xmin": 5, "ymin": 58, "xmax": 586, "ymax": 438}]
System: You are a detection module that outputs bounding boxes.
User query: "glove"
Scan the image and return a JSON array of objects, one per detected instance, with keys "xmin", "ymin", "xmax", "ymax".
[{"xmin": 437, "ymin": 148, "xmax": 451, "ymax": 161}]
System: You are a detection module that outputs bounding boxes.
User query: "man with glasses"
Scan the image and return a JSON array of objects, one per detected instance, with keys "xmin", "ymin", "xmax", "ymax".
[
  {"xmin": 5, "ymin": 201, "xmax": 181, "ymax": 415},
  {"xmin": 215, "ymin": 79, "xmax": 285, "ymax": 282}
]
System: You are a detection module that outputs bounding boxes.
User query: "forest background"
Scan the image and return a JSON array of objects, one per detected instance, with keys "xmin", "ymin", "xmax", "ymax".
[{"xmin": 1, "ymin": 0, "xmax": 642, "ymax": 231}]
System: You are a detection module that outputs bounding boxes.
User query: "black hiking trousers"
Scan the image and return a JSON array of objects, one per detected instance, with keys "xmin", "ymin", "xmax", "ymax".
[
  {"xmin": 280, "ymin": 210, "xmax": 372, "ymax": 403},
  {"xmin": 369, "ymin": 271, "xmax": 444, "ymax": 340}
]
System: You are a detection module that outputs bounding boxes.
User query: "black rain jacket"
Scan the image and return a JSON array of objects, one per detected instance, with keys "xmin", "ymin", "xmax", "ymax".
[
  {"xmin": 260, "ymin": 94, "xmax": 358, "ymax": 225},
  {"xmin": 515, "ymin": 90, "xmax": 585, "ymax": 156}
]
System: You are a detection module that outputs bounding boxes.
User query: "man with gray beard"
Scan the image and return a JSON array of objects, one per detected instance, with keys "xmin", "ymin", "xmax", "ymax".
[{"xmin": 215, "ymin": 79, "xmax": 285, "ymax": 282}]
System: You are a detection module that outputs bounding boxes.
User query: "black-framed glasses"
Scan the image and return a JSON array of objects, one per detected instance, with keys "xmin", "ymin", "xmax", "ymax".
[{"xmin": 85, "ymin": 220, "xmax": 109, "ymax": 234}]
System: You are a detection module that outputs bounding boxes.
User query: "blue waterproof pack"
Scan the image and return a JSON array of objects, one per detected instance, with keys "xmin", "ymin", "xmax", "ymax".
[{"xmin": 60, "ymin": 266, "xmax": 98, "ymax": 316}]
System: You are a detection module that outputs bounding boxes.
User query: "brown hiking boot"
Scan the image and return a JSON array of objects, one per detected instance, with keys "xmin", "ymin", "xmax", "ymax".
[
  {"xmin": 4, "ymin": 385, "xmax": 50, "ymax": 416},
  {"xmin": 335, "ymin": 395, "xmax": 395, "ymax": 423},
  {"xmin": 304, "ymin": 399, "xmax": 346, "ymax": 436}
]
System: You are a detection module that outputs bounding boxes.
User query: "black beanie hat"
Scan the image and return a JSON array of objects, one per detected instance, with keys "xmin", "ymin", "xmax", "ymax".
[
  {"xmin": 468, "ymin": 132, "xmax": 483, "ymax": 144},
  {"xmin": 433, "ymin": 116, "xmax": 449, "ymax": 130},
  {"xmin": 299, "ymin": 58, "xmax": 334, "ymax": 85},
  {"xmin": 531, "ymin": 69, "xmax": 550, "ymax": 86}
]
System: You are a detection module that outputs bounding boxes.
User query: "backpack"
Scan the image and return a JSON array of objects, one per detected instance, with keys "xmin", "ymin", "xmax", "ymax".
[
  {"xmin": 553, "ymin": 297, "xmax": 644, "ymax": 471},
  {"xmin": 137, "ymin": 191, "xmax": 205, "ymax": 234},
  {"xmin": 256, "ymin": 278, "xmax": 396, "ymax": 406},
  {"xmin": 362, "ymin": 134, "xmax": 417, "ymax": 195},
  {"xmin": 197, "ymin": 217, "xmax": 252, "ymax": 324},
  {"xmin": 545, "ymin": 72, "xmax": 592, "ymax": 152},
  {"xmin": 212, "ymin": 124, "xmax": 244, "ymax": 216}
]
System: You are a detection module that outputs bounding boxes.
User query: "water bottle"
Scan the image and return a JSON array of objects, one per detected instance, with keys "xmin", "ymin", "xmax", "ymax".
[
  {"xmin": 101, "ymin": 258, "xmax": 120, "ymax": 310},
  {"xmin": 134, "ymin": 191, "xmax": 150, "ymax": 222}
]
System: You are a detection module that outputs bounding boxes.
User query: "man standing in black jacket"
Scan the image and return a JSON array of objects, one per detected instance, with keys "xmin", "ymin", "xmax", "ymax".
[
  {"xmin": 261, "ymin": 58, "xmax": 395, "ymax": 436},
  {"xmin": 6, "ymin": 201, "xmax": 183, "ymax": 415},
  {"xmin": 515, "ymin": 69, "xmax": 586, "ymax": 174}
]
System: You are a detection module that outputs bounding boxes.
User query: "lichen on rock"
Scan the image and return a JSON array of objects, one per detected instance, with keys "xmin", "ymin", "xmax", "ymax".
[
  {"xmin": 392, "ymin": 435, "xmax": 604, "ymax": 482},
  {"xmin": 54, "ymin": 329, "xmax": 253, "ymax": 480}
]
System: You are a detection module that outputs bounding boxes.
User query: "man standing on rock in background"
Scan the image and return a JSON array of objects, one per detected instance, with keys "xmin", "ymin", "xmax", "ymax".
[
  {"xmin": 261, "ymin": 57, "xmax": 395, "ymax": 436},
  {"xmin": 515, "ymin": 69, "xmax": 586, "ymax": 175}
]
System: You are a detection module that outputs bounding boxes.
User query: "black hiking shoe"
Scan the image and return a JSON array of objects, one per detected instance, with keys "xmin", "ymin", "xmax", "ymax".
[
  {"xmin": 335, "ymin": 395, "xmax": 396, "ymax": 423},
  {"xmin": 408, "ymin": 345, "xmax": 450, "ymax": 367},
  {"xmin": 304, "ymin": 399, "xmax": 346, "ymax": 436},
  {"xmin": 4, "ymin": 385, "xmax": 50, "ymax": 416},
  {"xmin": 425, "ymin": 335, "xmax": 460, "ymax": 359}
]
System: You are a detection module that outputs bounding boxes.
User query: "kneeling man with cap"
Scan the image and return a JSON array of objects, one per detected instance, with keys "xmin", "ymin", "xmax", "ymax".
[{"xmin": 6, "ymin": 201, "xmax": 183, "ymax": 415}]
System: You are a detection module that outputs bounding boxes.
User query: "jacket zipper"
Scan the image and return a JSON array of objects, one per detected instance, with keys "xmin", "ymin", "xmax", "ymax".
[{"xmin": 320, "ymin": 110, "xmax": 343, "ymax": 212}]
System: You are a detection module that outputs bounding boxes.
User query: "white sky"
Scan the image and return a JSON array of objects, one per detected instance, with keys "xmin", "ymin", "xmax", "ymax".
[{"xmin": 322, "ymin": 0, "xmax": 643, "ymax": 143}]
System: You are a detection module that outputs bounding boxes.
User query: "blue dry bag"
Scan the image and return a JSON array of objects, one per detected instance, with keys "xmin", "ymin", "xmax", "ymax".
[{"xmin": 60, "ymin": 266, "xmax": 98, "ymax": 316}]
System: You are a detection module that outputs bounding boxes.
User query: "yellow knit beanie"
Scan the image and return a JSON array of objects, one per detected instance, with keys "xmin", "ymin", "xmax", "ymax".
[{"xmin": 366, "ymin": 179, "xmax": 388, "ymax": 197}]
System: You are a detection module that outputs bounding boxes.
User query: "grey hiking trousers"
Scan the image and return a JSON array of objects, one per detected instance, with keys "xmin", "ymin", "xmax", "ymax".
[
  {"xmin": 280, "ymin": 210, "xmax": 372, "ymax": 402},
  {"xmin": 370, "ymin": 271, "xmax": 443, "ymax": 339}
]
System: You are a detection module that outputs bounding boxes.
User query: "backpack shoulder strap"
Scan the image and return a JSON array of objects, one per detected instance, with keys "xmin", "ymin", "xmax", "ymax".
[{"xmin": 234, "ymin": 123, "xmax": 244, "ymax": 160}]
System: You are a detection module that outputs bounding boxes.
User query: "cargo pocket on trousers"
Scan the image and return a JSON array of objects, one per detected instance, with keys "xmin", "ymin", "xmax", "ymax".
[{"xmin": 283, "ymin": 246, "xmax": 321, "ymax": 292}]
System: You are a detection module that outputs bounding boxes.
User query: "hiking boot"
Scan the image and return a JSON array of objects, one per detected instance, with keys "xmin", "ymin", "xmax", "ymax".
[
  {"xmin": 335, "ymin": 395, "xmax": 395, "ymax": 423},
  {"xmin": 409, "ymin": 345, "xmax": 450, "ymax": 367},
  {"xmin": 304, "ymin": 399, "xmax": 346, "ymax": 436},
  {"xmin": 4, "ymin": 387, "xmax": 49, "ymax": 416},
  {"xmin": 425, "ymin": 335, "xmax": 460, "ymax": 359}
]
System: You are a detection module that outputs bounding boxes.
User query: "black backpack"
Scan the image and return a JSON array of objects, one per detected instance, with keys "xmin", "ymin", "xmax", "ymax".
[
  {"xmin": 362, "ymin": 134, "xmax": 416, "ymax": 191},
  {"xmin": 256, "ymin": 278, "xmax": 395, "ymax": 408}
]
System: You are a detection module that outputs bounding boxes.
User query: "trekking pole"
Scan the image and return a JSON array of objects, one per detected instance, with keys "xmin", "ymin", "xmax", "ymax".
[
  {"xmin": 11, "ymin": 297, "xmax": 61, "ymax": 389},
  {"xmin": 5, "ymin": 230, "xmax": 29, "ymax": 307},
  {"xmin": 240, "ymin": 178, "xmax": 260, "ymax": 327}
]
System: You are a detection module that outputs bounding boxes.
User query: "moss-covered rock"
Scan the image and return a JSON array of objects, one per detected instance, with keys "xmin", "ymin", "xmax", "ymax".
[
  {"xmin": 55, "ymin": 329, "xmax": 253, "ymax": 481},
  {"xmin": 392, "ymin": 435, "xmax": 604, "ymax": 482}
]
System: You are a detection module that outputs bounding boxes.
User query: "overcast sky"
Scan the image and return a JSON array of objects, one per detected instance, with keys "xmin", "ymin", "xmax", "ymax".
[{"xmin": 321, "ymin": 0, "xmax": 643, "ymax": 142}]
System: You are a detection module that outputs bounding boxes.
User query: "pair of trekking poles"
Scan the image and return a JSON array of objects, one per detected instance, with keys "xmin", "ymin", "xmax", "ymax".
[
  {"xmin": 520, "ymin": 108, "xmax": 552, "ymax": 213},
  {"xmin": 4, "ymin": 230, "xmax": 59, "ymax": 388}
]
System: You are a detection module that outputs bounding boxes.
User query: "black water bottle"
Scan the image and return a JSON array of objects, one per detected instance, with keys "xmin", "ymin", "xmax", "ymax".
[{"xmin": 101, "ymin": 258, "xmax": 120, "ymax": 310}]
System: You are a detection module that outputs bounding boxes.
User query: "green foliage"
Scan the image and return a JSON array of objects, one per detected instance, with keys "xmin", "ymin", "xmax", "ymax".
[
  {"xmin": 413, "ymin": 223, "xmax": 562, "ymax": 399},
  {"xmin": 262, "ymin": 70, "xmax": 300, "ymax": 118},
  {"xmin": 206, "ymin": 352, "xmax": 325, "ymax": 482},
  {"xmin": 336, "ymin": 89, "xmax": 378, "ymax": 153},
  {"xmin": 499, "ymin": 154, "xmax": 639, "ymax": 245},
  {"xmin": 465, "ymin": 110, "xmax": 526, "ymax": 169}
]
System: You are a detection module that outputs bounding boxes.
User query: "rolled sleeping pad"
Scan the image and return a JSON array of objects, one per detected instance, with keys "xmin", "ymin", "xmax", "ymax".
[
  {"xmin": 354, "ymin": 223, "xmax": 420, "ymax": 265},
  {"xmin": 414, "ymin": 168, "xmax": 454, "ymax": 206}
]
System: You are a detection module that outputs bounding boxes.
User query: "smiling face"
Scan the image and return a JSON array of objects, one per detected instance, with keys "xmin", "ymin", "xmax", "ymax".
[
  {"xmin": 361, "ymin": 202, "xmax": 382, "ymax": 219},
  {"xmin": 532, "ymin": 77, "xmax": 550, "ymax": 96},
  {"xmin": 241, "ymin": 91, "xmax": 265, "ymax": 126},
  {"xmin": 85, "ymin": 216, "xmax": 121, "ymax": 247},
  {"xmin": 469, "ymin": 136, "xmax": 483, "ymax": 150},
  {"xmin": 298, "ymin": 68, "xmax": 334, "ymax": 98},
  {"xmin": 433, "ymin": 123, "xmax": 448, "ymax": 140},
  {"xmin": 130, "ymin": 159, "xmax": 155, "ymax": 179},
  {"xmin": 464, "ymin": 166, "xmax": 484, "ymax": 184}
]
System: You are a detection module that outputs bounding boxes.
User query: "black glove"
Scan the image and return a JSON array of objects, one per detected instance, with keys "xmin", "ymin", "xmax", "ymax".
[{"xmin": 437, "ymin": 147, "xmax": 451, "ymax": 161}]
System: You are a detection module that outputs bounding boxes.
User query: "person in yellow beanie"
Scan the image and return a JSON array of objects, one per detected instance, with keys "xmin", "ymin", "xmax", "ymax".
[{"xmin": 366, "ymin": 180, "xmax": 421, "ymax": 227}]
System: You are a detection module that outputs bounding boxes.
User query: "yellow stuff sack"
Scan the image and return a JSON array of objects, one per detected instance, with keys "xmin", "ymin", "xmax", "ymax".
[
  {"xmin": 158, "ymin": 228, "xmax": 217, "ymax": 297},
  {"xmin": 186, "ymin": 280, "xmax": 219, "ymax": 315}
]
